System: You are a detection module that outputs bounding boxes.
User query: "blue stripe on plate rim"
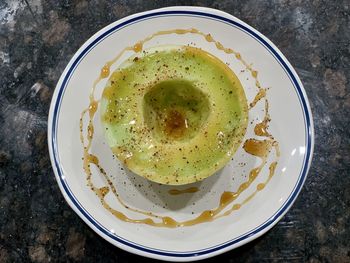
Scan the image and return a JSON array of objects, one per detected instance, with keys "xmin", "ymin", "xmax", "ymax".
[{"xmin": 49, "ymin": 8, "xmax": 313, "ymax": 258}]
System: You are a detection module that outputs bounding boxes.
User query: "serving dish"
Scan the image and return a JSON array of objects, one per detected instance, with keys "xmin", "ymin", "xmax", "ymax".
[{"xmin": 48, "ymin": 6, "xmax": 314, "ymax": 261}]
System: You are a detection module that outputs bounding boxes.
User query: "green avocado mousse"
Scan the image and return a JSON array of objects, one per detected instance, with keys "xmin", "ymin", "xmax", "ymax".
[{"xmin": 100, "ymin": 46, "xmax": 248, "ymax": 185}]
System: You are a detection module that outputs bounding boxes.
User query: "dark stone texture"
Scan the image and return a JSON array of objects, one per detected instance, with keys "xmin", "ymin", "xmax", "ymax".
[{"xmin": 0, "ymin": 0, "xmax": 349, "ymax": 262}]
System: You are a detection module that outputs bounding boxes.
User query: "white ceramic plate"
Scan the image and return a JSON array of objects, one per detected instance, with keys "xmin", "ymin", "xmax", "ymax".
[{"xmin": 48, "ymin": 6, "xmax": 314, "ymax": 262}]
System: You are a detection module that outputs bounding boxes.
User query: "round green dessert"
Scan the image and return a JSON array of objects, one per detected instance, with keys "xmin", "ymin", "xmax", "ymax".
[{"xmin": 101, "ymin": 46, "xmax": 248, "ymax": 185}]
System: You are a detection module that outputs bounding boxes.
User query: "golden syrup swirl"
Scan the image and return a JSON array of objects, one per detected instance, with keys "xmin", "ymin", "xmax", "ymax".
[
  {"xmin": 79, "ymin": 28, "xmax": 280, "ymax": 227},
  {"xmin": 168, "ymin": 187, "xmax": 199, "ymax": 195}
]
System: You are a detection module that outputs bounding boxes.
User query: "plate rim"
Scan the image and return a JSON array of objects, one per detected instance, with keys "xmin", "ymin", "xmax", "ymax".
[{"xmin": 47, "ymin": 6, "xmax": 314, "ymax": 262}]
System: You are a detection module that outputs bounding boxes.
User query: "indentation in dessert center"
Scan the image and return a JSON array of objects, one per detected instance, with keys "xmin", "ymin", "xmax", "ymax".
[{"xmin": 143, "ymin": 79, "xmax": 210, "ymax": 141}]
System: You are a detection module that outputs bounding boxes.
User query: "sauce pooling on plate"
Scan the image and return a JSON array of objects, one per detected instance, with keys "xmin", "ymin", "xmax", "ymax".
[{"xmin": 79, "ymin": 28, "xmax": 280, "ymax": 227}]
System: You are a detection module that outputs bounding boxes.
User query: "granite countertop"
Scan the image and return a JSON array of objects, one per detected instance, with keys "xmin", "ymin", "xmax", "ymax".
[{"xmin": 0, "ymin": 1, "xmax": 349, "ymax": 262}]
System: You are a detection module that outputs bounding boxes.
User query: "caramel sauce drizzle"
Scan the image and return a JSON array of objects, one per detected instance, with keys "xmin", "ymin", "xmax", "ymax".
[
  {"xmin": 168, "ymin": 187, "xmax": 199, "ymax": 195},
  {"xmin": 79, "ymin": 28, "xmax": 280, "ymax": 227},
  {"xmin": 249, "ymin": 88, "xmax": 266, "ymax": 109},
  {"xmin": 164, "ymin": 109, "xmax": 188, "ymax": 139}
]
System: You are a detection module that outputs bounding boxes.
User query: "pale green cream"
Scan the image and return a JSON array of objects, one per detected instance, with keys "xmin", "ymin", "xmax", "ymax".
[{"xmin": 101, "ymin": 46, "xmax": 248, "ymax": 185}]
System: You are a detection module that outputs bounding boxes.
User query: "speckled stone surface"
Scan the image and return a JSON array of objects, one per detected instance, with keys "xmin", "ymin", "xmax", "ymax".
[{"xmin": 0, "ymin": 0, "xmax": 349, "ymax": 262}]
